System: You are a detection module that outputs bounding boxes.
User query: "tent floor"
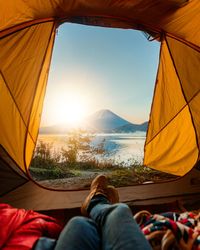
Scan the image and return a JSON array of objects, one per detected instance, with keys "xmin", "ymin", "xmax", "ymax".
[
  {"xmin": 40, "ymin": 192, "xmax": 200, "ymax": 225},
  {"xmin": 2, "ymin": 168, "xmax": 200, "ymax": 215}
]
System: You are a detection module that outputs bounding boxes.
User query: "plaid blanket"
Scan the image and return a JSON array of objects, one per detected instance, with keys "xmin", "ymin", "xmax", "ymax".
[{"xmin": 134, "ymin": 210, "xmax": 200, "ymax": 250}]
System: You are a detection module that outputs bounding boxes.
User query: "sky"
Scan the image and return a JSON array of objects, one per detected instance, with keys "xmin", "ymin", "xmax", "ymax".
[{"xmin": 41, "ymin": 23, "xmax": 160, "ymax": 127}]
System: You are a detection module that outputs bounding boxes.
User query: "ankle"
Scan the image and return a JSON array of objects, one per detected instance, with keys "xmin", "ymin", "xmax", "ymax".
[{"xmin": 87, "ymin": 195, "xmax": 110, "ymax": 214}]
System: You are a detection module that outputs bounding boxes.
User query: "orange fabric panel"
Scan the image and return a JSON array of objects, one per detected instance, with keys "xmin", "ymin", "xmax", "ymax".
[
  {"xmin": 166, "ymin": 36, "xmax": 200, "ymax": 153},
  {"xmin": 145, "ymin": 39, "xmax": 199, "ymax": 176},
  {"xmin": 0, "ymin": 22, "xmax": 55, "ymax": 172},
  {"xmin": 146, "ymin": 40, "xmax": 186, "ymax": 142},
  {"xmin": 144, "ymin": 105, "xmax": 198, "ymax": 176},
  {"xmin": 0, "ymin": 23, "xmax": 54, "ymax": 123},
  {"xmin": 0, "ymin": 73, "xmax": 25, "ymax": 169},
  {"xmin": 166, "ymin": 36, "xmax": 200, "ymax": 101},
  {"xmin": 0, "ymin": 1, "xmax": 199, "ymax": 46},
  {"xmin": 156, "ymin": 0, "xmax": 200, "ymax": 46},
  {"xmin": 190, "ymin": 94, "xmax": 200, "ymax": 161},
  {"xmin": 25, "ymin": 27, "xmax": 56, "ymax": 168}
]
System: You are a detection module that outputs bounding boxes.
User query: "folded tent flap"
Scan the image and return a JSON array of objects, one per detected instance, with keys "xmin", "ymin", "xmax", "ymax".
[
  {"xmin": 144, "ymin": 35, "xmax": 200, "ymax": 176},
  {"xmin": 0, "ymin": 21, "xmax": 56, "ymax": 174}
]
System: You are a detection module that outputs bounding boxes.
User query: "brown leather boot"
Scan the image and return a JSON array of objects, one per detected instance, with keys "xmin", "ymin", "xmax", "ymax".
[
  {"xmin": 81, "ymin": 175, "xmax": 119, "ymax": 216},
  {"xmin": 106, "ymin": 185, "xmax": 119, "ymax": 204}
]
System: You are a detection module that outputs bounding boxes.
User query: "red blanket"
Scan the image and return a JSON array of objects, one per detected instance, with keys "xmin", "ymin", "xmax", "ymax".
[{"xmin": 0, "ymin": 203, "xmax": 62, "ymax": 250}]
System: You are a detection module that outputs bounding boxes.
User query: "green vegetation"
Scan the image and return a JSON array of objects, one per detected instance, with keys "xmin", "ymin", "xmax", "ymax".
[
  {"xmin": 30, "ymin": 132, "xmax": 176, "ymax": 187},
  {"xmin": 107, "ymin": 166, "xmax": 175, "ymax": 187},
  {"xmin": 30, "ymin": 141, "xmax": 77, "ymax": 180}
]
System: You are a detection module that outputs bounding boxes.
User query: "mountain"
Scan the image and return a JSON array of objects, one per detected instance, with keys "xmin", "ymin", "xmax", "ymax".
[
  {"xmin": 39, "ymin": 109, "xmax": 148, "ymax": 134},
  {"xmin": 85, "ymin": 109, "xmax": 131, "ymax": 132}
]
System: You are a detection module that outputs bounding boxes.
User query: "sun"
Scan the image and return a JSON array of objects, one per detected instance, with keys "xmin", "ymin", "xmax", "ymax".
[{"xmin": 50, "ymin": 91, "xmax": 87, "ymax": 127}]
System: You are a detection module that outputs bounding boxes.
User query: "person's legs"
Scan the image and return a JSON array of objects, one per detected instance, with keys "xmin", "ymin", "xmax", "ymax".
[
  {"xmin": 54, "ymin": 216, "xmax": 100, "ymax": 250},
  {"xmin": 90, "ymin": 196, "xmax": 152, "ymax": 250},
  {"xmin": 81, "ymin": 175, "xmax": 152, "ymax": 250}
]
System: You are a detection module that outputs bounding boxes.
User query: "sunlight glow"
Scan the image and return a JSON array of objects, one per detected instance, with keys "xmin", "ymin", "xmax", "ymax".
[{"xmin": 50, "ymin": 90, "xmax": 87, "ymax": 127}]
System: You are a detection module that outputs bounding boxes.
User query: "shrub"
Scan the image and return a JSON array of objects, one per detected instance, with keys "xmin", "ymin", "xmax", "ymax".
[{"xmin": 29, "ymin": 167, "xmax": 75, "ymax": 181}]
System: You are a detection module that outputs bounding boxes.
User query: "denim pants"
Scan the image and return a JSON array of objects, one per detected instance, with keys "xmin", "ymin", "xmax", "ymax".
[{"xmin": 54, "ymin": 196, "xmax": 152, "ymax": 250}]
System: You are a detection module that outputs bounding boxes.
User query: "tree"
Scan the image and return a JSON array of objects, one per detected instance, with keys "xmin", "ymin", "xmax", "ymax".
[
  {"xmin": 31, "ymin": 141, "xmax": 59, "ymax": 169},
  {"xmin": 61, "ymin": 130, "xmax": 106, "ymax": 167}
]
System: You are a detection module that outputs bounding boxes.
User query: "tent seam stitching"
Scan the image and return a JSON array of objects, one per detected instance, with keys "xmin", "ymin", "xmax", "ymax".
[
  {"xmin": 0, "ymin": 70, "xmax": 35, "ymax": 144},
  {"xmin": 165, "ymin": 36, "xmax": 200, "ymax": 153},
  {"xmin": 23, "ymin": 22, "xmax": 56, "ymax": 176},
  {"xmin": 145, "ymin": 36, "xmax": 200, "ymax": 150}
]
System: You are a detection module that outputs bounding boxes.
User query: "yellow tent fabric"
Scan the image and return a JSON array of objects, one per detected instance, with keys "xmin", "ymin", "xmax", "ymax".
[
  {"xmin": 0, "ymin": 22, "xmax": 55, "ymax": 172},
  {"xmin": 144, "ymin": 36, "xmax": 200, "ymax": 175},
  {"xmin": 0, "ymin": 0, "xmax": 200, "ymax": 195},
  {"xmin": 144, "ymin": 37, "xmax": 199, "ymax": 176}
]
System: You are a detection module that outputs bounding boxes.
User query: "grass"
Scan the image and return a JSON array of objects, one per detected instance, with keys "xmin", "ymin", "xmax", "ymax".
[
  {"xmin": 30, "ymin": 158, "xmax": 176, "ymax": 186},
  {"xmin": 107, "ymin": 166, "xmax": 175, "ymax": 187},
  {"xmin": 29, "ymin": 139, "xmax": 177, "ymax": 186},
  {"xmin": 29, "ymin": 167, "xmax": 76, "ymax": 180}
]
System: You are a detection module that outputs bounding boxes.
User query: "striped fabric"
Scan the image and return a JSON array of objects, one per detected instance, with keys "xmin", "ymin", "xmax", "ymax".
[{"xmin": 134, "ymin": 210, "xmax": 200, "ymax": 250}]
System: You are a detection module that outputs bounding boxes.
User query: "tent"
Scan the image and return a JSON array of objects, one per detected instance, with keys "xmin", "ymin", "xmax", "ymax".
[{"xmin": 1, "ymin": 0, "xmax": 200, "ymax": 211}]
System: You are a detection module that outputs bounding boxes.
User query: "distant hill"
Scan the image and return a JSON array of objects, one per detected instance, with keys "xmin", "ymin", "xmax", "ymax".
[
  {"xmin": 39, "ymin": 124, "xmax": 71, "ymax": 134},
  {"xmin": 113, "ymin": 121, "xmax": 148, "ymax": 133},
  {"xmin": 40, "ymin": 109, "xmax": 148, "ymax": 134}
]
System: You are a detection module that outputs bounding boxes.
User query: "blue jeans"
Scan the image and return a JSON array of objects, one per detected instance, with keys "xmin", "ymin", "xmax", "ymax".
[{"xmin": 54, "ymin": 197, "xmax": 151, "ymax": 250}]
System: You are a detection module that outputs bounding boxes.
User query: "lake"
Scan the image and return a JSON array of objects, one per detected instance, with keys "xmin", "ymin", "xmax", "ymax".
[{"xmin": 37, "ymin": 132, "xmax": 146, "ymax": 166}]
